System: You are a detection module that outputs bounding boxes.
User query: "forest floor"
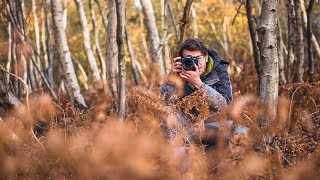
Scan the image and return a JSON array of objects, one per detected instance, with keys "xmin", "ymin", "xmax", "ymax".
[{"xmin": 0, "ymin": 60, "xmax": 320, "ymax": 179}]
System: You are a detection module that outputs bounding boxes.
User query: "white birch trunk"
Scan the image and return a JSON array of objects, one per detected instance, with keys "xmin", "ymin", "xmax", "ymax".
[
  {"xmin": 45, "ymin": 0, "xmax": 54, "ymax": 86},
  {"xmin": 62, "ymin": 0, "xmax": 68, "ymax": 30},
  {"xmin": 299, "ymin": 0, "xmax": 320, "ymax": 59},
  {"xmin": 51, "ymin": 0, "xmax": 87, "ymax": 108},
  {"xmin": 41, "ymin": 8, "xmax": 48, "ymax": 79},
  {"xmin": 6, "ymin": 23, "xmax": 12, "ymax": 84},
  {"xmin": 162, "ymin": 0, "xmax": 171, "ymax": 73},
  {"xmin": 125, "ymin": 27, "xmax": 140, "ymax": 85},
  {"xmin": 32, "ymin": 0, "xmax": 41, "ymax": 83},
  {"xmin": 106, "ymin": 0, "xmax": 118, "ymax": 97},
  {"xmin": 115, "ymin": 0, "xmax": 126, "ymax": 120},
  {"xmin": 257, "ymin": 0, "xmax": 279, "ymax": 113},
  {"xmin": 89, "ymin": 0, "xmax": 106, "ymax": 80},
  {"xmin": 191, "ymin": 8, "xmax": 198, "ymax": 38},
  {"xmin": 140, "ymin": 0, "xmax": 165, "ymax": 75},
  {"xmin": 139, "ymin": 11, "xmax": 150, "ymax": 66},
  {"xmin": 75, "ymin": 0, "xmax": 101, "ymax": 83},
  {"xmin": 277, "ymin": 16, "xmax": 287, "ymax": 85}
]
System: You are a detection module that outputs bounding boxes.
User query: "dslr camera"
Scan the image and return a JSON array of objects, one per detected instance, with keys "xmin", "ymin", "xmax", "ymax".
[{"xmin": 178, "ymin": 55, "xmax": 198, "ymax": 71}]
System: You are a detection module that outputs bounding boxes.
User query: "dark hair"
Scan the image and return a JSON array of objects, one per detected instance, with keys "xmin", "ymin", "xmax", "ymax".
[{"xmin": 177, "ymin": 38, "xmax": 208, "ymax": 57}]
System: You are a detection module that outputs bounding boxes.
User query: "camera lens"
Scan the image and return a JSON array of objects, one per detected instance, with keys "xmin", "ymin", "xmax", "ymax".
[
  {"xmin": 181, "ymin": 56, "xmax": 196, "ymax": 71},
  {"xmin": 184, "ymin": 59, "xmax": 194, "ymax": 70}
]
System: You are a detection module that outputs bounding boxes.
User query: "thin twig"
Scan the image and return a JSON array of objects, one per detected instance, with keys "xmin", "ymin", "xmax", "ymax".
[
  {"xmin": 208, "ymin": 160, "xmax": 228, "ymax": 173},
  {"xmin": 232, "ymin": 0, "xmax": 244, "ymax": 25},
  {"xmin": 268, "ymin": 146, "xmax": 294, "ymax": 167},
  {"xmin": 288, "ymin": 86, "xmax": 301, "ymax": 128},
  {"xmin": 242, "ymin": 112, "xmax": 263, "ymax": 134},
  {"xmin": 30, "ymin": 127, "xmax": 47, "ymax": 152},
  {"xmin": 301, "ymin": 111, "xmax": 319, "ymax": 122}
]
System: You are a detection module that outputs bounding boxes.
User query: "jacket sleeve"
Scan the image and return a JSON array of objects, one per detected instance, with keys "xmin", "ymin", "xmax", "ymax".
[
  {"xmin": 201, "ymin": 64, "xmax": 232, "ymax": 111},
  {"xmin": 202, "ymin": 83, "xmax": 227, "ymax": 111},
  {"xmin": 213, "ymin": 64, "xmax": 233, "ymax": 104}
]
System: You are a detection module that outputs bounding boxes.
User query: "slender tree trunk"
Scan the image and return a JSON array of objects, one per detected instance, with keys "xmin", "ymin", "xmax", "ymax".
[
  {"xmin": 222, "ymin": 15, "xmax": 229, "ymax": 56},
  {"xmin": 139, "ymin": 11, "xmax": 150, "ymax": 65},
  {"xmin": 115, "ymin": 0, "xmax": 126, "ymax": 120},
  {"xmin": 246, "ymin": 0, "xmax": 261, "ymax": 76},
  {"xmin": 299, "ymin": 0, "xmax": 320, "ymax": 58},
  {"xmin": 106, "ymin": 0, "xmax": 118, "ymax": 98},
  {"xmin": 73, "ymin": 58, "xmax": 89, "ymax": 90},
  {"xmin": 257, "ymin": 0, "xmax": 279, "ymax": 116},
  {"xmin": 287, "ymin": 0, "xmax": 294, "ymax": 82},
  {"xmin": 125, "ymin": 28, "xmax": 140, "ymax": 85},
  {"xmin": 89, "ymin": 0, "xmax": 106, "ymax": 80},
  {"xmin": 94, "ymin": 0, "xmax": 108, "ymax": 30},
  {"xmin": 140, "ymin": 0, "xmax": 165, "ymax": 75},
  {"xmin": 51, "ymin": 0, "xmax": 87, "ymax": 108},
  {"xmin": 318, "ymin": 17, "xmax": 320, "ymax": 46},
  {"xmin": 191, "ymin": 8, "xmax": 198, "ymax": 38},
  {"xmin": 63, "ymin": 0, "xmax": 69, "ymax": 30},
  {"xmin": 278, "ymin": 16, "xmax": 287, "ymax": 85},
  {"xmin": 162, "ymin": 0, "xmax": 171, "ymax": 73},
  {"xmin": 41, "ymin": 7, "xmax": 48, "ymax": 85},
  {"xmin": 179, "ymin": 0, "xmax": 193, "ymax": 45},
  {"xmin": 293, "ymin": 0, "xmax": 304, "ymax": 82},
  {"xmin": 6, "ymin": 22, "xmax": 12, "ymax": 84},
  {"xmin": 307, "ymin": 0, "xmax": 315, "ymax": 77},
  {"xmin": 75, "ymin": 0, "xmax": 101, "ymax": 83},
  {"xmin": 45, "ymin": 0, "xmax": 53, "ymax": 86},
  {"xmin": 32, "ymin": 0, "xmax": 41, "ymax": 87},
  {"xmin": 16, "ymin": 0, "xmax": 28, "ymax": 96},
  {"xmin": 28, "ymin": 60, "xmax": 37, "ymax": 91},
  {"xmin": 168, "ymin": 2, "xmax": 180, "ymax": 42}
]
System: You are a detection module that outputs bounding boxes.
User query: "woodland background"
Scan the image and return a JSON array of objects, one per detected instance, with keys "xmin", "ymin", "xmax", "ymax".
[{"xmin": 0, "ymin": 0, "xmax": 320, "ymax": 179}]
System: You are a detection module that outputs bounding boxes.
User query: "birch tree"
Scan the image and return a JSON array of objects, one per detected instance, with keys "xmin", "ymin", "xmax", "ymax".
[
  {"xmin": 161, "ymin": 0, "xmax": 171, "ymax": 73},
  {"xmin": 125, "ymin": 28, "xmax": 140, "ymax": 85},
  {"xmin": 168, "ymin": 1, "xmax": 180, "ymax": 42},
  {"xmin": 41, "ymin": 0, "xmax": 53, "ymax": 86},
  {"xmin": 140, "ymin": 0, "xmax": 165, "ymax": 75},
  {"xmin": 299, "ymin": 0, "xmax": 320, "ymax": 59},
  {"xmin": 106, "ymin": 0, "xmax": 118, "ymax": 97},
  {"xmin": 257, "ymin": 0, "xmax": 279, "ymax": 115},
  {"xmin": 51, "ymin": 0, "xmax": 87, "ymax": 108},
  {"xmin": 89, "ymin": 0, "xmax": 106, "ymax": 80},
  {"xmin": 293, "ymin": 0, "xmax": 304, "ymax": 82},
  {"xmin": 246, "ymin": 0, "xmax": 261, "ymax": 77},
  {"xmin": 287, "ymin": 0, "xmax": 294, "ymax": 82},
  {"xmin": 179, "ymin": 0, "xmax": 193, "ymax": 45},
  {"xmin": 306, "ymin": 0, "xmax": 315, "ymax": 77},
  {"xmin": 115, "ymin": 0, "xmax": 126, "ymax": 120},
  {"xmin": 277, "ymin": 16, "xmax": 287, "ymax": 85},
  {"xmin": 75, "ymin": 0, "xmax": 101, "ymax": 83},
  {"xmin": 32, "ymin": 0, "xmax": 41, "ymax": 85}
]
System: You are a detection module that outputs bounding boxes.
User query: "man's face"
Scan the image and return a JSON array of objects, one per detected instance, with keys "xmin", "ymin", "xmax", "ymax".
[{"xmin": 182, "ymin": 50, "xmax": 208, "ymax": 76}]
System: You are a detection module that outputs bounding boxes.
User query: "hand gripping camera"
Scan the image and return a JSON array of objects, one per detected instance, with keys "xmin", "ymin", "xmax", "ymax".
[{"xmin": 179, "ymin": 55, "xmax": 199, "ymax": 71}]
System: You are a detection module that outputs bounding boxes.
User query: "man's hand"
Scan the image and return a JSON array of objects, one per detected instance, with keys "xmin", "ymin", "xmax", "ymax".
[
  {"xmin": 171, "ymin": 57, "xmax": 182, "ymax": 74},
  {"xmin": 179, "ymin": 64, "xmax": 203, "ymax": 89}
]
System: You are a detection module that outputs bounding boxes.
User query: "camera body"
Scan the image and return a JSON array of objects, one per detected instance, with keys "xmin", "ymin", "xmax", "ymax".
[{"xmin": 179, "ymin": 55, "xmax": 199, "ymax": 71}]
